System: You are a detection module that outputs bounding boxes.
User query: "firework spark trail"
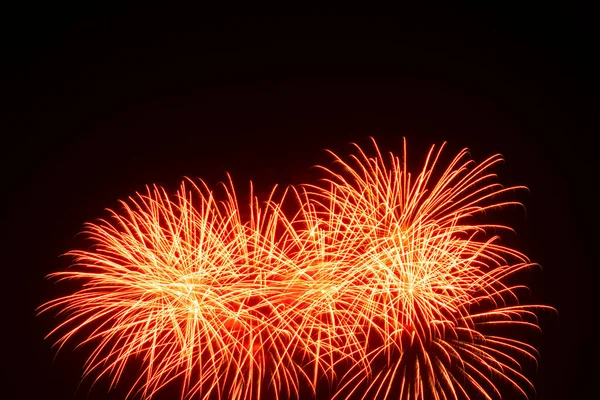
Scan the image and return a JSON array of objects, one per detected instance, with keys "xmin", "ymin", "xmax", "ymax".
[{"xmin": 40, "ymin": 138, "xmax": 552, "ymax": 400}]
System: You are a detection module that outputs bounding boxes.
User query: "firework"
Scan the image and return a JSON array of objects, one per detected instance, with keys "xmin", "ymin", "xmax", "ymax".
[
  {"xmin": 40, "ymin": 139, "xmax": 551, "ymax": 400},
  {"xmin": 39, "ymin": 177, "xmax": 324, "ymax": 400},
  {"xmin": 290, "ymin": 138, "xmax": 551, "ymax": 399}
]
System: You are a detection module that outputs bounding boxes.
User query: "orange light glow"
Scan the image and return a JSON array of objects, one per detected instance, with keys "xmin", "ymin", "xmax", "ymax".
[{"xmin": 39, "ymin": 139, "xmax": 553, "ymax": 400}]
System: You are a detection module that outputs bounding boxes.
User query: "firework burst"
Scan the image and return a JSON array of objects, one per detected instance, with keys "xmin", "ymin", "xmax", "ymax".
[
  {"xmin": 39, "ymin": 177, "xmax": 323, "ymax": 400},
  {"xmin": 290, "ymin": 138, "xmax": 551, "ymax": 399},
  {"xmin": 40, "ymin": 138, "xmax": 551, "ymax": 400}
]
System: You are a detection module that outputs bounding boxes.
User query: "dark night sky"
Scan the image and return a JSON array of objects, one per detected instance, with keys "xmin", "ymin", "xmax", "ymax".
[{"xmin": 2, "ymin": 5, "xmax": 596, "ymax": 400}]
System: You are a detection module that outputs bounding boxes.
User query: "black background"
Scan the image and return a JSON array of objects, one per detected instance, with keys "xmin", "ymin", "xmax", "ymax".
[{"xmin": 2, "ymin": 5, "xmax": 596, "ymax": 400}]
